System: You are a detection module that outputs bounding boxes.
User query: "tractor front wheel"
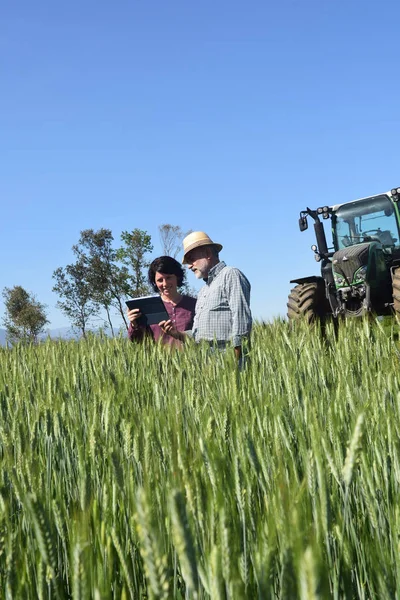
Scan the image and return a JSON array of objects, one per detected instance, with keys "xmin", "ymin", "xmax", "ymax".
[{"xmin": 287, "ymin": 280, "xmax": 327, "ymax": 323}]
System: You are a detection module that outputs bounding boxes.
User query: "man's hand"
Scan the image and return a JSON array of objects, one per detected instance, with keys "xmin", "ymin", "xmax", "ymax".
[
  {"xmin": 234, "ymin": 346, "xmax": 242, "ymax": 362},
  {"xmin": 235, "ymin": 345, "xmax": 248, "ymax": 371}
]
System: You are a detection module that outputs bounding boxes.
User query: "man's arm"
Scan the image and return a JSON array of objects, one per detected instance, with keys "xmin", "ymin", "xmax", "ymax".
[{"xmin": 225, "ymin": 268, "xmax": 252, "ymax": 353}]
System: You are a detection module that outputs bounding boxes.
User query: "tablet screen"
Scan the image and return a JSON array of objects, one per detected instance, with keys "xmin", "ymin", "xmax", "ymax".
[{"xmin": 126, "ymin": 295, "xmax": 169, "ymax": 326}]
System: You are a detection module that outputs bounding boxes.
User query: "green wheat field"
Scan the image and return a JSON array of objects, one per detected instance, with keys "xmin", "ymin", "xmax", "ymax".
[{"xmin": 0, "ymin": 319, "xmax": 399, "ymax": 599}]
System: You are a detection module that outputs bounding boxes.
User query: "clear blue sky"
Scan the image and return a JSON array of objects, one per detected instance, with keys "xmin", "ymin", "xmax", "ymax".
[{"xmin": 1, "ymin": 0, "xmax": 400, "ymax": 330}]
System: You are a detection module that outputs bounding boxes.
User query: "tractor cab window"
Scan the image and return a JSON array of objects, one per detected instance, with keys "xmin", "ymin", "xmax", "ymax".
[{"xmin": 333, "ymin": 195, "xmax": 399, "ymax": 251}]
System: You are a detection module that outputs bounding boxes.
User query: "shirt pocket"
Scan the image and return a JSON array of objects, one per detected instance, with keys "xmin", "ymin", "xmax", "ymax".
[{"xmin": 208, "ymin": 287, "xmax": 229, "ymax": 312}]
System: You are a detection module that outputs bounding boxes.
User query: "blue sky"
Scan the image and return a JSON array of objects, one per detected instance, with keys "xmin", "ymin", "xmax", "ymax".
[{"xmin": 1, "ymin": 0, "xmax": 400, "ymax": 329}]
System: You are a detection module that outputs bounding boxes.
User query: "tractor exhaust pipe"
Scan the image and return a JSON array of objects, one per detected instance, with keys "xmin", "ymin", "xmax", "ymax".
[{"xmin": 314, "ymin": 221, "xmax": 329, "ymax": 257}]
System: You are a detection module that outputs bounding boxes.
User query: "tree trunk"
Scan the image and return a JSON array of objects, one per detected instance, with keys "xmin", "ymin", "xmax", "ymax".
[{"xmin": 105, "ymin": 305, "xmax": 115, "ymax": 337}]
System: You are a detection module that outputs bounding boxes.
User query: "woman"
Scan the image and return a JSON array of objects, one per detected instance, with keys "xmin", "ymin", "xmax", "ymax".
[{"xmin": 127, "ymin": 256, "xmax": 196, "ymax": 347}]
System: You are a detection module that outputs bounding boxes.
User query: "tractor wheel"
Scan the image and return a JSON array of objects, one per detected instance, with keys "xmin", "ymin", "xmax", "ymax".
[
  {"xmin": 287, "ymin": 281, "xmax": 327, "ymax": 323},
  {"xmin": 392, "ymin": 268, "xmax": 400, "ymax": 315}
]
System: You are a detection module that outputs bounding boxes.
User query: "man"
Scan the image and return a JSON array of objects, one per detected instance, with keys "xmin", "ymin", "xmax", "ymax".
[{"xmin": 161, "ymin": 231, "xmax": 252, "ymax": 365}]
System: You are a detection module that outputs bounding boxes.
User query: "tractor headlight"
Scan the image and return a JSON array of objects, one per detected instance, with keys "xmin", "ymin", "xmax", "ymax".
[
  {"xmin": 333, "ymin": 271, "xmax": 344, "ymax": 286},
  {"xmin": 317, "ymin": 207, "xmax": 323, "ymax": 214},
  {"xmin": 354, "ymin": 265, "xmax": 368, "ymax": 283},
  {"xmin": 391, "ymin": 188, "xmax": 400, "ymax": 201},
  {"xmin": 323, "ymin": 206, "xmax": 330, "ymax": 219}
]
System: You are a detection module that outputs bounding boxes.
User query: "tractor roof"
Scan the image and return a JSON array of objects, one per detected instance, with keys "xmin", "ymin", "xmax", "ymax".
[{"xmin": 330, "ymin": 190, "xmax": 394, "ymax": 212}]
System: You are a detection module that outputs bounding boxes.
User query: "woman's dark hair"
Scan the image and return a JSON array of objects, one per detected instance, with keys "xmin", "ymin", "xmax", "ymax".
[{"xmin": 148, "ymin": 256, "xmax": 185, "ymax": 293}]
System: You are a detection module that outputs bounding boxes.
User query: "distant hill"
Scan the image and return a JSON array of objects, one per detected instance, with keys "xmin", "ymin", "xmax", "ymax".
[
  {"xmin": 0, "ymin": 327, "xmax": 123, "ymax": 346},
  {"xmin": 0, "ymin": 327, "xmax": 78, "ymax": 347},
  {"xmin": 42, "ymin": 327, "xmax": 81, "ymax": 341},
  {"xmin": 42, "ymin": 327, "xmax": 121, "ymax": 341}
]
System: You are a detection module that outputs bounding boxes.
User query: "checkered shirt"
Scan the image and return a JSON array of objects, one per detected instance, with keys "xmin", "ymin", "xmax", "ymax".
[{"xmin": 188, "ymin": 261, "xmax": 252, "ymax": 347}]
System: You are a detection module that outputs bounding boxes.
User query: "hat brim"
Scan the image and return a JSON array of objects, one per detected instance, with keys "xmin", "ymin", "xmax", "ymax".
[{"xmin": 182, "ymin": 241, "xmax": 223, "ymax": 264}]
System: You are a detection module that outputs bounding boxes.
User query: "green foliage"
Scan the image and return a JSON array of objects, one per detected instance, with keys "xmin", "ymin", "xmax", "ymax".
[
  {"xmin": 52, "ymin": 260, "xmax": 99, "ymax": 338},
  {"xmin": 0, "ymin": 318, "xmax": 399, "ymax": 597},
  {"xmin": 2, "ymin": 285, "xmax": 48, "ymax": 344},
  {"xmin": 53, "ymin": 227, "xmax": 154, "ymax": 335},
  {"xmin": 73, "ymin": 229, "xmax": 132, "ymax": 334},
  {"xmin": 117, "ymin": 229, "xmax": 153, "ymax": 297}
]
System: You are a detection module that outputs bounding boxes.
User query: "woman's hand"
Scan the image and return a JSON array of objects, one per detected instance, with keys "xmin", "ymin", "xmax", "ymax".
[
  {"xmin": 127, "ymin": 308, "xmax": 142, "ymax": 329},
  {"xmin": 159, "ymin": 319, "xmax": 185, "ymax": 341}
]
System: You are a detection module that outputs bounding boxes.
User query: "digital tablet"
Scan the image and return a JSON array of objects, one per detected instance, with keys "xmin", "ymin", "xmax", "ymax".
[{"xmin": 126, "ymin": 295, "xmax": 169, "ymax": 326}]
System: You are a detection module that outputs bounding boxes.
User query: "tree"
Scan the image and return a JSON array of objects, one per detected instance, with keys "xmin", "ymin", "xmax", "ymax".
[
  {"xmin": 117, "ymin": 229, "xmax": 153, "ymax": 297},
  {"xmin": 158, "ymin": 223, "xmax": 191, "ymax": 259},
  {"xmin": 73, "ymin": 229, "xmax": 132, "ymax": 334},
  {"xmin": 2, "ymin": 286, "xmax": 49, "ymax": 344},
  {"xmin": 52, "ymin": 259, "xmax": 99, "ymax": 338},
  {"xmin": 158, "ymin": 224, "xmax": 197, "ymax": 297}
]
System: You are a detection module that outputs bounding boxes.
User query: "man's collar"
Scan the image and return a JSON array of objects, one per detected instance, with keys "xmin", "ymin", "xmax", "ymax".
[{"xmin": 204, "ymin": 261, "xmax": 226, "ymax": 284}]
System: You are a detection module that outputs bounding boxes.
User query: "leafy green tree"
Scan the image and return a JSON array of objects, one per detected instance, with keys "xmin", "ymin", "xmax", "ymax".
[
  {"xmin": 2, "ymin": 286, "xmax": 49, "ymax": 344},
  {"xmin": 73, "ymin": 229, "xmax": 132, "ymax": 334},
  {"xmin": 117, "ymin": 229, "xmax": 153, "ymax": 297},
  {"xmin": 52, "ymin": 260, "xmax": 99, "ymax": 338}
]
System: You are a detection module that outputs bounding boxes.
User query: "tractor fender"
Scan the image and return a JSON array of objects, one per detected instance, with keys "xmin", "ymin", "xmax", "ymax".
[{"xmin": 289, "ymin": 275, "xmax": 325, "ymax": 285}]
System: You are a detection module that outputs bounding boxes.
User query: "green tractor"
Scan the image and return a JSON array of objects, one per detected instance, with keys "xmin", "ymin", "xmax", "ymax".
[{"xmin": 287, "ymin": 186, "xmax": 400, "ymax": 322}]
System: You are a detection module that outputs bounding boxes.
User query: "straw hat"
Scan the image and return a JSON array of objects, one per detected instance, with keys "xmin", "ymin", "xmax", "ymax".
[{"xmin": 182, "ymin": 231, "xmax": 223, "ymax": 264}]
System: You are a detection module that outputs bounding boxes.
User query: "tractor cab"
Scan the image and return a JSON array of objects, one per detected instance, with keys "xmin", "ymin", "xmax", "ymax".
[{"xmin": 332, "ymin": 194, "xmax": 400, "ymax": 252}]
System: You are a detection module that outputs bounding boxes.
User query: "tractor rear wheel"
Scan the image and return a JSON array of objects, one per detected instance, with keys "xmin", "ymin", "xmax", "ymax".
[
  {"xmin": 287, "ymin": 280, "xmax": 327, "ymax": 323},
  {"xmin": 392, "ymin": 268, "xmax": 400, "ymax": 315}
]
